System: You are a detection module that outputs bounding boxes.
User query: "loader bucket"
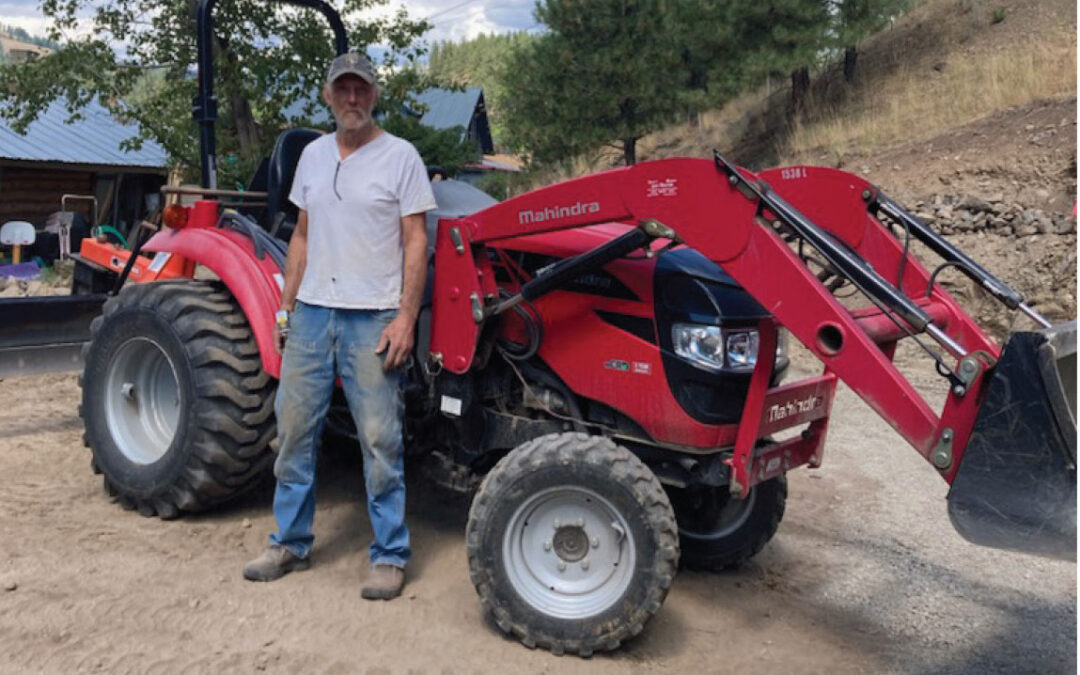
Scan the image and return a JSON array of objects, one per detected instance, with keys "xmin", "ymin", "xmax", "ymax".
[{"xmin": 948, "ymin": 321, "xmax": 1077, "ymax": 560}]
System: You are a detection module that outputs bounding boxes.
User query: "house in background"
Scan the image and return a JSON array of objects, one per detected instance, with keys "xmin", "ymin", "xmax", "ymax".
[
  {"xmin": 410, "ymin": 87, "xmax": 521, "ymax": 186},
  {"xmin": 411, "ymin": 87, "xmax": 493, "ymax": 156},
  {"xmin": 0, "ymin": 33, "xmax": 51, "ymax": 63},
  {"xmin": 0, "ymin": 100, "xmax": 169, "ymax": 236}
]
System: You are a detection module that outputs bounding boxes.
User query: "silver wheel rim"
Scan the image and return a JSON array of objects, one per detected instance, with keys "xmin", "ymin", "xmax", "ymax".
[
  {"xmin": 683, "ymin": 487, "xmax": 756, "ymax": 542},
  {"xmin": 503, "ymin": 485, "xmax": 636, "ymax": 619},
  {"xmin": 104, "ymin": 337, "xmax": 181, "ymax": 465}
]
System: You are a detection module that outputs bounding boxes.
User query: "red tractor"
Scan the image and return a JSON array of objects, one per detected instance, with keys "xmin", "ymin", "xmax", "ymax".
[{"xmin": 14, "ymin": 0, "xmax": 1075, "ymax": 657}]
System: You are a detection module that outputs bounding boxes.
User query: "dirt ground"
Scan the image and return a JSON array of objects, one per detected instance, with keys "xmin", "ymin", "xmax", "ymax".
[{"xmin": 0, "ymin": 348, "xmax": 1075, "ymax": 674}]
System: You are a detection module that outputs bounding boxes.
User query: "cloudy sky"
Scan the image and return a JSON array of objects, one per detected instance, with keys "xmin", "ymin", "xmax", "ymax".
[{"xmin": 0, "ymin": 0, "xmax": 541, "ymax": 44}]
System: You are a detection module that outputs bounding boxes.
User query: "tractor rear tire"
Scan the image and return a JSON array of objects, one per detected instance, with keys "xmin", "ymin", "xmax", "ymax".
[
  {"xmin": 79, "ymin": 280, "xmax": 276, "ymax": 518},
  {"xmin": 466, "ymin": 432, "xmax": 679, "ymax": 656},
  {"xmin": 665, "ymin": 475, "xmax": 786, "ymax": 571}
]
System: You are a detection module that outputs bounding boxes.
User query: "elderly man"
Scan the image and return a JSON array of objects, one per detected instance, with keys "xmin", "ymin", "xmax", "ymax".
[{"xmin": 243, "ymin": 52, "xmax": 436, "ymax": 601}]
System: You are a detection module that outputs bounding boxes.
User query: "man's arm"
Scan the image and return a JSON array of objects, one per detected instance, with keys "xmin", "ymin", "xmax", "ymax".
[
  {"xmin": 376, "ymin": 213, "xmax": 427, "ymax": 370},
  {"xmin": 276, "ymin": 210, "xmax": 309, "ymax": 353}
]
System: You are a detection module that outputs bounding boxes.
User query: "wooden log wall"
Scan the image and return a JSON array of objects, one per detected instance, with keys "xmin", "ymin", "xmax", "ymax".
[{"xmin": 0, "ymin": 167, "xmax": 95, "ymax": 225}]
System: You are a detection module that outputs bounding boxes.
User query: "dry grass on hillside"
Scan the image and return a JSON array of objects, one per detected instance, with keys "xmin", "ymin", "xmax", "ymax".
[{"xmin": 781, "ymin": 29, "xmax": 1076, "ymax": 164}]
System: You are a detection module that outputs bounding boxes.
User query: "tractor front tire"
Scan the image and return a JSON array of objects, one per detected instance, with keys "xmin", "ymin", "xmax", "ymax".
[
  {"xmin": 665, "ymin": 475, "xmax": 786, "ymax": 571},
  {"xmin": 466, "ymin": 432, "xmax": 679, "ymax": 656},
  {"xmin": 80, "ymin": 281, "xmax": 276, "ymax": 518}
]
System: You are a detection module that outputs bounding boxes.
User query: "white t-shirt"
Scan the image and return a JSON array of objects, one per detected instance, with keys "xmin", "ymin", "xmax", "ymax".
[{"xmin": 288, "ymin": 131, "xmax": 438, "ymax": 309}]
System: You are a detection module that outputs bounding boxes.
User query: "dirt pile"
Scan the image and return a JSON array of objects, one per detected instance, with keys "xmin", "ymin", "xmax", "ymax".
[{"xmin": 909, "ymin": 195, "xmax": 1074, "ymax": 237}]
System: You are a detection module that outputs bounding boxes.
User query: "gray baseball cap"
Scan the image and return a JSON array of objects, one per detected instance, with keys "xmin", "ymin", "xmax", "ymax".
[{"xmin": 326, "ymin": 52, "xmax": 376, "ymax": 86}]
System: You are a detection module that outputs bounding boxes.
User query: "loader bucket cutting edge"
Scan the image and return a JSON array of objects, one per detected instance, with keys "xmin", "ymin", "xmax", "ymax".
[{"xmin": 947, "ymin": 321, "xmax": 1077, "ymax": 561}]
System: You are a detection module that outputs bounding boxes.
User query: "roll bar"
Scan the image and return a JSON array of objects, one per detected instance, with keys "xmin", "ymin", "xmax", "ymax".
[{"xmin": 193, "ymin": 0, "xmax": 348, "ymax": 189}]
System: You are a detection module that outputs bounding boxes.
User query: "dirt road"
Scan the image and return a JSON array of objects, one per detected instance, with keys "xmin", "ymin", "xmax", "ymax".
[{"xmin": 0, "ymin": 340, "xmax": 1074, "ymax": 674}]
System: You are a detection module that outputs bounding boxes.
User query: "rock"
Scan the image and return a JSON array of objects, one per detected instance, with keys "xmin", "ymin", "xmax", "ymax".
[
  {"xmin": 986, "ymin": 192, "xmax": 1005, "ymax": 203},
  {"xmin": 1055, "ymin": 219, "xmax": 1076, "ymax": 235},
  {"xmin": 1035, "ymin": 188, "xmax": 1051, "ymax": 201},
  {"xmin": 959, "ymin": 195, "xmax": 993, "ymax": 213},
  {"xmin": 937, "ymin": 206, "xmax": 954, "ymax": 220},
  {"xmin": 242, "ymin": 518, "xmax": 252, "ymax": 529},
  {"xmin": 915, "ymin": 211, "xmax": 936, "ymax": 223},
  {"xmin": 1035, "ymin": 219, "xmax": 1052, "ymax": 235},
  {"xmin": 1016, "ymin": 225, "xmax": 1039, "ymax": 237},
  {"xmin": 4, "ymin": 581, "xmax": 16, "ymax": 592}
]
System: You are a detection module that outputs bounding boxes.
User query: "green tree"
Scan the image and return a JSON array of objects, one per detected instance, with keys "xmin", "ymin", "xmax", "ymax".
[
  {"xmin": 834, "ymin": 0, "xmax": 911, "ymax": 82},
  {"xmin": 500, "ymin": 0, "xmax": 683, "ymax": 167},
  {"xmin": 721, "ymin": 0, "xmax": 833, "ymax": 117},
  {"xmin": 0, "ymin": 0, "xmax": 429, "ymax": 187},
  {"xmin": 660, "ymin": 0, "xmax": 748, "ymax": 125},
  {"xmin": 380, "ymin": 114, "xmax": 480, "ymax": 176}
]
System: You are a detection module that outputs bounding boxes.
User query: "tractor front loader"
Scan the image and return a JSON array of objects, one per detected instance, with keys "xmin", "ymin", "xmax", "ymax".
[{"xmin": 8, "ymin": 0, "xmax": 1074, "ymax": 658}]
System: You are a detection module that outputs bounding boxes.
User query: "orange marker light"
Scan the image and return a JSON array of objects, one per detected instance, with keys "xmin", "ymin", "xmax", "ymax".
[{"xmin": 162, "ymin": 204, "xmax": 189, "ymax": 230}]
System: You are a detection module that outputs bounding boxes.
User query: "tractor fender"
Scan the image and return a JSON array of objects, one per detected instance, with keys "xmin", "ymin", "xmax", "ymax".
[{"xmin": 142, "ymin": 227, "xmax": 284, "ymax": 378}]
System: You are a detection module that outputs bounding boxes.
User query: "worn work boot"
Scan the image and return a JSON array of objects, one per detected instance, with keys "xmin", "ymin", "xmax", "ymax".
[
  {"xmin": 361, "ymin": 564, "xmax": 405, "ymax": 600},
  {"xmin": 242, "ymin": 545, "xmax": 311, "ymax": 582}
]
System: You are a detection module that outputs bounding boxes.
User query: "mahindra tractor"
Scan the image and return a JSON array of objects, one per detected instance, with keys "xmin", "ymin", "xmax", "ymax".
[{"xmin": 1, "ymin": 0, "xmax": 1074, "ymax": 657}]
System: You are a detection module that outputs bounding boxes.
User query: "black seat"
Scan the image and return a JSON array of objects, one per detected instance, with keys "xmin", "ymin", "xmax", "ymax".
[{"xmin": 265, "ymin": 128, "xmax": 322, "ymax": 242}]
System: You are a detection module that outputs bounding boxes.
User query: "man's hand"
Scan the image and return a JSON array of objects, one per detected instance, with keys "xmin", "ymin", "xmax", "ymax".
[
  {"xmin": 375, "ymin": 314, "xmax": 414, "ymax": 371},
  {"xmin": 274, "ymin": 324, "xmax": 288, "ymax": 354}
]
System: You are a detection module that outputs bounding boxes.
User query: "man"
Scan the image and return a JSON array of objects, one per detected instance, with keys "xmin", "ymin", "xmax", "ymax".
[{"xmin": 243, "ymin": 51, "xmax": 436, "ymax": 601}]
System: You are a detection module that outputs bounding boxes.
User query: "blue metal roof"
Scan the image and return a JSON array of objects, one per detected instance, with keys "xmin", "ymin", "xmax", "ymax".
[
  {"xmin": 0, "ymin": 100, "xmax": 168, "ymax": 170},
  {"xmin": 413, "ymin": 87, "xmax": 482, "ymax": 132}
]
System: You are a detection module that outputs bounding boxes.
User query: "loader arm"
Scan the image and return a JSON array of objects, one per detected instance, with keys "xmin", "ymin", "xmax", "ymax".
[{"xmin": 432, "ymin": 156, "xmax": 1008, "ymax": 488}]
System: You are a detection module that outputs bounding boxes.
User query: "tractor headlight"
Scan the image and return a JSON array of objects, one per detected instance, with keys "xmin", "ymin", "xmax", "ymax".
[{"xmin": 672, "ymin": 324, "xmax": 788, "ymax": 373}]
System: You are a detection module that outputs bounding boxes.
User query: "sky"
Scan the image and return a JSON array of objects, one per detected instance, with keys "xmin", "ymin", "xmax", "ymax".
[{"xmin": 0, "ymin": 0, "xmax": 541, "ymax": 45}]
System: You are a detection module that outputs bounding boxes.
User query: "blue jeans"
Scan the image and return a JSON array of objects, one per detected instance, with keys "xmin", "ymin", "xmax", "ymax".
[{"xmin": 269, "ymin": 300, "xmax": 410, "ymax": 568}]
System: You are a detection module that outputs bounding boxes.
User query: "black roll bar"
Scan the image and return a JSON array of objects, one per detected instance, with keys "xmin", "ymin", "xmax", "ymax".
[{"xmin": 193, "ymin": 0, "xmax": 349, "ymax": 189}]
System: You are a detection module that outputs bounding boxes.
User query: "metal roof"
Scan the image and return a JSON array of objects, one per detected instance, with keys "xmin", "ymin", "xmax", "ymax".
[
  {"xmin": 413, "ymin": 87, "xmax": 483, "ymax": 132},
  {"xmin": 0, "ymin": 100, "xmax": 169, "ymax": 170}
]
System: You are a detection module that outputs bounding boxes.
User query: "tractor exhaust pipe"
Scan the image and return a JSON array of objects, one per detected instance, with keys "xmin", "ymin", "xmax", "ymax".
[{"xmin": 947, "ymin": 321, "xmax": 1077, "ymax": 560}]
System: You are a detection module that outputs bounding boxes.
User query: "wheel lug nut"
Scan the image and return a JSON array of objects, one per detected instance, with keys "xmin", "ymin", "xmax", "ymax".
[
  {"xmin": 575, "ymin": 518, "xmax": 584, "ymax": 528},
  {"xmin": 553, "ymin": 518, "xmax": 560, "ymax": 529},
  {"xmin": 121, "ymin": 382, "xmax": 137, "ymax": 401},
  {"xmin": 557, "ymin": 561, "xmax": 566, "ymax": 572},
  {"xmin": 581, "ymin": 559, "xmax": 590, "ymax": 571},
  {"xmin": 543, "ymin": 541, "xmax": 552, "ymax": 552},
  {"xmin": 590, "ymin": 537, "xmax": 600, "ymax": 548}
]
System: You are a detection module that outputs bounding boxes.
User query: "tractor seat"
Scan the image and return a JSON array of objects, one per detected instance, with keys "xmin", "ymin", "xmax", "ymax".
[{"xmin": 265, "ymin": 128, "xmax": 322, "ymax": 242}]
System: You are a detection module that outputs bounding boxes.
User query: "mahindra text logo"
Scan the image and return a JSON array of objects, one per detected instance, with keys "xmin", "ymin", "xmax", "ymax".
[
  {"xmin": 768, "ymin": 395, "xmax": 822, "ymax": 422},
  {"xmin": 518, "ymin": 201, "xmax": 601, "ymax": 224}
]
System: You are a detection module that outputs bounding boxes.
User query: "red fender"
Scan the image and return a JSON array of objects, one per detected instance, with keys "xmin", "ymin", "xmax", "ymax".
[{"xmin": 142, "ymin": 227, "xmax": 284, "ymax": 378}]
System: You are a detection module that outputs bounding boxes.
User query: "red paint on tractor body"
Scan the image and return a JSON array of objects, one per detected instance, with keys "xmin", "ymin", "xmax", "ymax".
[
  {"xmin": 431, "ymin": 158, "xmax": 1004, "ymax": 486},
  {"xmin": 142, "ymin": 224, "xmax": 285, "ymax": 378}
]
